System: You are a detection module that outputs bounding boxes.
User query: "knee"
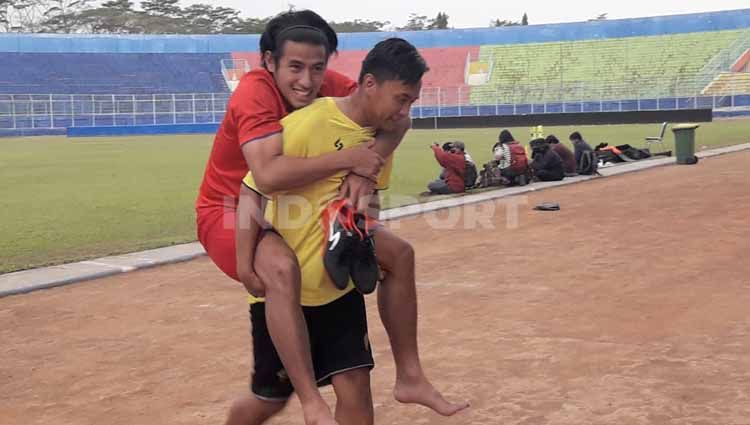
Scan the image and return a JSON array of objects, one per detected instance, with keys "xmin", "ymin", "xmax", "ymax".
[
  {"xmin": 400, "ymin": 240, "xmax": 415, "ymax": 264},
  {"xmin": 391, "ymin": 238, "xmax": 415, "ymax": 269},
  {"xmin": 226, "ymin": 398, "xmax": 253, "ymax": 422},
  {"xmin": 334, "ymin": 370, "xmax": 373, "ymax": 409},
  {"xmin": 227, "ymin": 396, "xmax": 286, "ymax": 424},
  {"xmin": 258, "ymin": 254, "xmax": 300, "ymax": 297},
  {"xmin": 377, "ymin": 234, "xmax": 414, "ymax": 274},
  {"xmin": 338, "ymin": 397, "xmax": 374, "ymax": 423}
]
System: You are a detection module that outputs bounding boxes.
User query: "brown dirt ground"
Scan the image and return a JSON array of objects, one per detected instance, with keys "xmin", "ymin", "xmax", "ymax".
[{"xmin": 2, "ymin": 151, "xmax": 750, "ymax": 425}]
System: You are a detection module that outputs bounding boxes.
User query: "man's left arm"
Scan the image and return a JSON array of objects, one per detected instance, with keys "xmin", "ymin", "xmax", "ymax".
[
  {"xmin": 340, "ymin": 115, "xmax": 410, "ymax": 211},
  {"xmin": 363, "ymin": 142, "xmax": 398, "ymax": 219},
  {"xmin": 366, "ymin": 190, "xmax": 382, "ymax": 219}
]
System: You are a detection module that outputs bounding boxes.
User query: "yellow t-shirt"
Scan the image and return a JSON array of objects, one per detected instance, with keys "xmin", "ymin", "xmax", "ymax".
[{"xmin": 243, "ymin": 97, "xmax": 393, "ymax": 306}]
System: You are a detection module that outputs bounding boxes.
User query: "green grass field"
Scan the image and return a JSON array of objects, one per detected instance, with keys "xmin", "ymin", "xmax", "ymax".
[{"xmin": 2, "ymin": 120, "xmax": 749, "ymax": 274}]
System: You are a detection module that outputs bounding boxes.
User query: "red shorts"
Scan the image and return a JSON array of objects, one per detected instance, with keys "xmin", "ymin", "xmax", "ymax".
[
  {"xmin": 198, "ymin": 202, "xmax": 379, "ymax": 284},
  {"xmin": 197, "ymin": 207, "xmax": 239, "ymax": 282}
]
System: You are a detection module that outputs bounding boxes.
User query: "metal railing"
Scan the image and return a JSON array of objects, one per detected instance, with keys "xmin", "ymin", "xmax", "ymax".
[
  {"xmin": 693, "ymin": 30, "xmax": 750, "ymax": 90},
  {"xmin": 470, "ymin": 76, "xmax": 708, "ymax": 101},
  {"xmin": 419, "ymin": 75, "xmax": 750, "ymax": 109},
  {"xmin": 0, "ymin": 93, "xmax": 231, "ymax": 129},
  {"xmin": 411, "ymin": 90, "xmax": 750, "ymax": 120},
  {"xmin": 2, "ymin": 80, "xmax": 749, "ymax": 131}
]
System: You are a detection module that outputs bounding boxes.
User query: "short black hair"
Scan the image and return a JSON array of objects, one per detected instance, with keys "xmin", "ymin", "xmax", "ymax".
[
  {"xmin": 259, "ymin": 10, "xmax": 338, "ymax": 69},
  {"xmin": 545, "ymin": 134, "xmax": 560, "ymax": 144},
  {"xmin": 358, "ymin": 38, "xmax": 428, "ymax": 85},
  {"xmin": 569, "ymin": 131, "xmax": 583, "ymax": 141}
]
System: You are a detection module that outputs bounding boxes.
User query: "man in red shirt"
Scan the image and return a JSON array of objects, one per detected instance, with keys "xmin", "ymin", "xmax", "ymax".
[
  {"xmin": 427, "ymin": 142, "xmax": 467, "ymax": 194},
  {"xmin": 196, "ymin": 11, "xmax": 466, "ymax": 425}
]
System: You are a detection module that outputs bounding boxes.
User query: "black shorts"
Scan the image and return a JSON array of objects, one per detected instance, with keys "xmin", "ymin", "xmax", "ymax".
[{"xmin": 249, "ymin": 289, "xmax": 374, "ymax": 401}]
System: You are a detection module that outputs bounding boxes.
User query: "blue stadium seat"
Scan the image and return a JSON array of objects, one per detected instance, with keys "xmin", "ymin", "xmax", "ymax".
[
  {"xmin": 735, "ymin": 95, "xmax": 750, "ymax": 106},
  {"xmin": 0, "ymin": 53, "xmax": 230, "ymax": 94}
]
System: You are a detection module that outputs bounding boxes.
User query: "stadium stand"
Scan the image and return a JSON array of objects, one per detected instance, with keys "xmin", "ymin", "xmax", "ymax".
[
  {"xmin": 0, "ymin": 53, "xmax": 229, "ymax": 94},
  {"xmin": 2, "ymin": 9, "xmax": 750, "ymax": 135},
  {"xmin": 231, "ymin": 46, "xmax": 476, "ymax": 89},
  {"xmin": 703, "ymin": 72, "xmax": 750, "ymax": 95},
  {"xmin": 470, "ymin": 30, "xmax": 748, "ymax": 104}
]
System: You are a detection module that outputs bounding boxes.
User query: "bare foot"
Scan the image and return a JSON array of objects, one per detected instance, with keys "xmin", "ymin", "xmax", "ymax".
[
  {"xmin": 394, "ymin": 375, "xmax": 470, "ymax": 416},
  {"xmin": 302, "ymin": 400, "xmax": 339, "ymax": 425}
]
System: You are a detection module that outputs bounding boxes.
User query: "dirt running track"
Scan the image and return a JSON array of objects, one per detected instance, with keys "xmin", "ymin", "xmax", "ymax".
[{"xmin": 2, "ymin": 151, "xmax": 750, "ymax": 425}]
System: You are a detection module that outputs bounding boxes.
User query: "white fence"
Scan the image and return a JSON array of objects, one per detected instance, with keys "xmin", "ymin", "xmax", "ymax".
[
  {"xmin": 2, "ymin": 82, "xmax": 750, "ymax": 131},
  {"xmin": 0, "ymin": 93, "xmax": 231, "ymax": 130}
]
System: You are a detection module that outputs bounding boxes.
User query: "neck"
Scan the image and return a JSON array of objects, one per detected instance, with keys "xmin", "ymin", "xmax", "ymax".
[{"xmin": 337, "ymin": 89, "xmax": 372, "ymax": 128}]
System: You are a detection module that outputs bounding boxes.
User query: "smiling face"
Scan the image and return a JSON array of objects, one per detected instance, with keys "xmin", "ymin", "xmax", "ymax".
[
  {"xmin": 264, "ymin": 40, "xmax": 328, "ymax": 110},
  {"xmin": 361, "ymin": 74, "xmax": 421, "ymax": 132}
]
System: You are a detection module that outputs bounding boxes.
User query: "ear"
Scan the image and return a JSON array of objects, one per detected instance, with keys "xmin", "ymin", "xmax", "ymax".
[
  {"xmin": 362, "ymin": 73, "xmax": 378, "ymax": 92},
  {"xmin": 263, "ymin": 51, "xmax": 276, "ymax": 73}
]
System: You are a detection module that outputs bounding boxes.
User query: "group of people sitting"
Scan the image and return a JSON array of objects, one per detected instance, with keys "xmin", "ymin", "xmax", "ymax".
[{"xmin": 425, "ymin": 129, "xmax": 599, "ymax": 195}]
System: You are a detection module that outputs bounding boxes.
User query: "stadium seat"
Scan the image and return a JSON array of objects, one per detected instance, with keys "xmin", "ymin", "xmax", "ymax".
[
  {"xmin": 471, "ymin": 29, "xmax": 747, "ymax": 105},
  {"xmin": 0, "ymin": 53, "xmax": 231, "ymax": 95},
  {"xmin": 702, "ymin": 72, "xmax": 750, "ymax": 96}
]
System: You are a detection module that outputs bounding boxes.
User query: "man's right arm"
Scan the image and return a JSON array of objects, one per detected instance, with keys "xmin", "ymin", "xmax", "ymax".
[
  {"xmin": 236, "ymin": 182, "xmax": 269, "ymax": 297},
  {"xmin": 432, "ymin": 146, "xmax": 464, "ymax": 173},
  {"xmin": 233, "ymin": 72, "xmax": 383, "ymax": 195},
  {"xmin": 432, "ymin": 145, "xmax": 448, "ymax": 167},
  {"xmin": 242, "ymin": 132, "xmax": 383, "ymax": 195}
]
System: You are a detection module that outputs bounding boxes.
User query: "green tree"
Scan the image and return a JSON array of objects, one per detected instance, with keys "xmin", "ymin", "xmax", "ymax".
[
  {"xmin": 490, "ymin": 18, "xmax": 520, "ymax": 27},
  {"xmin": 521, "ymin": 13, "xmax": 528, "ymax": 26},
  {"xmin": 398, "ymin": 13, "xmax": 427, "ymax": 31},
  {"xmin": 77, "ymin": 1, "xmax": 141, "ymax": 34},
  {"xmin": 330, "ymin": 18, "xmax": 389, "ymax": 33},
  {"xmin": 40, "ymin": 0, "xmax": 90, "ymax": 33},
  {"xmin": 427, "ymin": 11, "xmax": 448, "ymax": 30},
  {"xmin": 0, "ymin": 0, "xmax": 51, "ymax": 32},
  {"xmin": 140, "ymin": 0, "xmax": 180, "ymax": 17},
  {"xmin": 101, "ymin": 0, "xmax": 132, "ymax": 11},
  {"xmin": 0, "ymin": 0, "xmax": 11, "ymax": 30},
  {"xmin": 230, "ymin": 16, "xmax": 270, "ymax": 34},
  {"xmin": 11, "ymin": 0, "xmax": 47, "ymax": 32},
  {"xmin": 135, "ymin": 13, "xmax": 184, "ymax": 33},
  {"xmin": 180, "ymin": 3, "xmax": 240, "ymax": 33}
]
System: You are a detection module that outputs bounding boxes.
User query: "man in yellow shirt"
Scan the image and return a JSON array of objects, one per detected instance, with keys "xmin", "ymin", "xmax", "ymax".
[
  {"xmin": 242, "ymin": 100, "xmax": 392, "ymax": 306},
  {"xmin": 232, "ymin": 39, "xmax": 466, "ymax": 425}
]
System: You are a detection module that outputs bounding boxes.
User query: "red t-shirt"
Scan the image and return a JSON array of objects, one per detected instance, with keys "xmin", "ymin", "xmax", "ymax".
[
  {"xmin": 432, "ymin": 146, "xmax": 466, "ymax": 193},
  {"xmin": 195, "ymin": 68, "xmax": 357, "ymax": 212}
]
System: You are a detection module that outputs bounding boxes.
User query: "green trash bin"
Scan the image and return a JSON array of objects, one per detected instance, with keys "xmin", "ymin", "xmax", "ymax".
[{"xmin": 671, "ymin": 123, "xmax": 700, "ymax": 165}]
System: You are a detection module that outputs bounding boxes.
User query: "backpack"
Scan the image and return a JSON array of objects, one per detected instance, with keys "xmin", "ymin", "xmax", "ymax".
[
  {"xmin": 577, "ymin": 150, "xmax": 599, "ymax": 175},
  {"xmin": 618, "ymin": 144, "xmax": 652, "ymax": 160},
  {"xmin": 479, "ymin": 161, "xmax": 505, "ymax": 188},
  {"xmin": 464, "ymin": 160, "xmax": 478, "ymax": 189},
  {"xmin": 508, "ymin": 143, "xmax": 529, "ymax": 174}
]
